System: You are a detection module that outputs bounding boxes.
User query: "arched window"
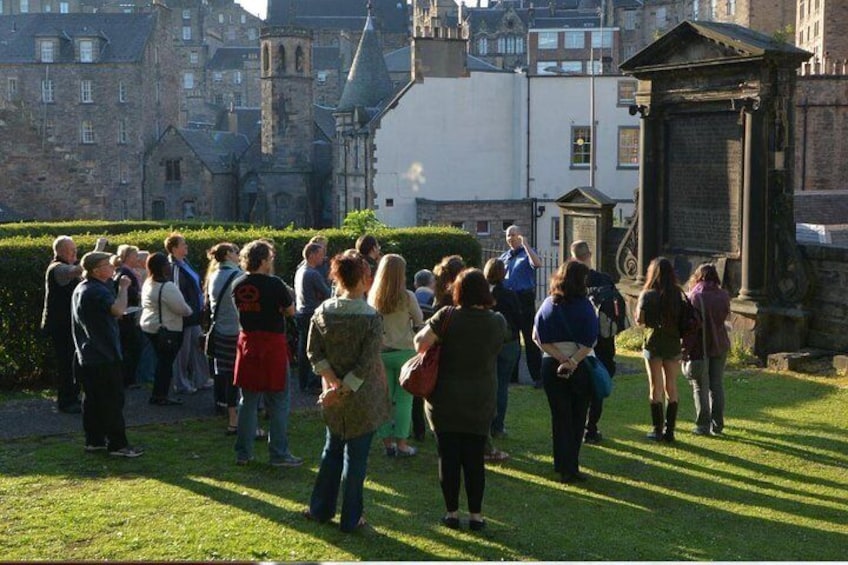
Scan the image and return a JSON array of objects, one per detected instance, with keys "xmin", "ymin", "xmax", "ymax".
[
  {"xmin": 277, "ymin": 45, "xmax": 286, "ymax": 73},
  {"xmin": 262, "ymin": 44, "xmax": 269, "ymax": 73},
  {"xmin": 295, "ymin": 46, "xmax": 304, "ymax": 73}
]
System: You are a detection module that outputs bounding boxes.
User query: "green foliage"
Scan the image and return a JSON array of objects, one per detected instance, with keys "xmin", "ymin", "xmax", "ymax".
[
  {"xmin": 615, "ymin": 326, "xmax": 645, "ymax": 352},
  {"xmin": 727, "ymin": 333, "xmax": 758, "ymax": 368},
  {"xmin": 340, "ymin": 209, "xmax": 386, "ymax": 235},
  {"xmin": 772, "ymin": 24, "xmax": 795, "ymax": 44},
  {"xmin": 0, "ymin": 221, "xmax": 479, "ymax": 388}
]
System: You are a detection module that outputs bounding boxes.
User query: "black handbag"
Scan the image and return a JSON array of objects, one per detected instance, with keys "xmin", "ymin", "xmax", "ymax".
[
  {"xmin": 155, "ymin": 284, "xmax": 183, "ymax": 356},
  {"xmin": 204, "ymin": 270, "xmax": 239, "ymax": 358}
]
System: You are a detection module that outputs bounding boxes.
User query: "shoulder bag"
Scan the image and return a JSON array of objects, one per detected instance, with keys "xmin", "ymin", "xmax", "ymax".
[
  {"xmin": 683, "ymin": 294, "xmax": 709, "ymax": 380},
  {"xmin": 554, "ymin": 300, "xmax": 612, "ymax": 400},
  {"xmin": 155, "ymin": 283, "xmax": 183, "ymax": 357},
  {"xmin": 204, "ymin": 270, "xmax": 239, "ymax": 358},
  {"xmin": 399, "ymin": 306, "xmax": 455, "ymax": 398}
]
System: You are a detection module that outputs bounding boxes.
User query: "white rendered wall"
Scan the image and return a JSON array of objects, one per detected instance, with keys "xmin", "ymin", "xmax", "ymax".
[{"xmin": 372, "ymin": 72, "xmax": 525, "ymax": 228}]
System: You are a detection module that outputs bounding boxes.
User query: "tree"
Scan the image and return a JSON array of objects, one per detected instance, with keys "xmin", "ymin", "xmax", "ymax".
[{"xmin": 341, "ymin": 209, "xmax": 386, "ymax": 235}]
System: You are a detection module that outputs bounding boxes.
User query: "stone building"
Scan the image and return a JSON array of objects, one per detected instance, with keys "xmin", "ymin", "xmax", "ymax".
[
  {"xmin": 795, "ymin": 0, "xmax": 848, "ymax": 67},
  {"xmin": 207, "ymin": 46, "xmax": 261, "ymax": 110},
  {"xmin": 0, "ymin": 0, "xmax": 81, "ymax": 14},
  {"xmin": 144, "ymin": 126, "xmax": 249, "ymax": 220},
  {"xmin": 0, "ymin": 10, "xmax": 180, "ymax": 220}
]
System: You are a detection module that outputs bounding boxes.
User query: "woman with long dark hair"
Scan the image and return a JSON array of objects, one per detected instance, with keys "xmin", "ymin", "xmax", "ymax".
[
  {"xmin": 140, "ymin": 252, "xmax": 192, "ymax": 405},
  {"xmin": 635, "ymin": 257, "xmax": 683, "ymax": 441},
  {"xmin": 684, "ymin": 263, "xmax": 731, "ymax": 436},
  {"xmin": 533, "ymin": 260, "xmax": 598, "ymax": 483}
]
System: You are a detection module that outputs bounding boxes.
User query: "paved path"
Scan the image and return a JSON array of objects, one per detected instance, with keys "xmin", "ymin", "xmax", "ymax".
[{"xmin": 1, "ymin": 354, "xmax": 549, "ymax": 441}]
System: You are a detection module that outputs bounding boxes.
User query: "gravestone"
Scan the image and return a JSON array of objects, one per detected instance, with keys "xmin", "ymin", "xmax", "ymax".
[
  {"xmin": 555, "ymin": 187, "xmax": 616, "ymax": 272},
  {"xmin": 615, "ymin": 21, "xmax": 812, "ymax": 358}
]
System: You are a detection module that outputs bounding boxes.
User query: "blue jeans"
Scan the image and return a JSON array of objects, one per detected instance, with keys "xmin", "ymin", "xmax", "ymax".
[
  {"xmin": 309, "ymin": 429, "xmax": 374, "ymax": 532},
  {"xmin": 235, "ymin": 383, "xmax": 292, "ymax": 464},
  {"xmin": 492, "ymin": 340, "xmax": 520, "ymax": 434}
]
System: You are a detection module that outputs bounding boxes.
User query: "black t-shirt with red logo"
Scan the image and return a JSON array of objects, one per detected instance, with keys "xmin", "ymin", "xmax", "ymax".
[{"xmin": 232, "ymin": 273, "xmax": 293, "ymax": 334}]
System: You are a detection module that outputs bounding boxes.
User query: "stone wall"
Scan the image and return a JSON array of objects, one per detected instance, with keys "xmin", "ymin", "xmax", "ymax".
[
  {"xmin": 800, "ymin": 243, "xmax": 848, "ymax": 351},
  {"xmin": 416, "ymin": 198, "xmax": 534, "ymax": 251},
  {"xmin": 795, "ymin": 76, "xmax": 848, "ymax": 193}
]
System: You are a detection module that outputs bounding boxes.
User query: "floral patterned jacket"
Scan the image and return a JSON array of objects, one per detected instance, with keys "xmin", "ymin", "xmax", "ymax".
[{"xmin": 308, "ymin": 297, "xmax": 389, "ymax": 439}]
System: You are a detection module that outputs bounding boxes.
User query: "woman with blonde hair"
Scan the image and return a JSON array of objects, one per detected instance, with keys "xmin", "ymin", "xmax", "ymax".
[
  {"xmin": 368, "ymin": 254, "xmax": 423, "ymax": 457},
  {"xmin": 635, "ymin": 257, "xmax": 684, "ymax": 442}
]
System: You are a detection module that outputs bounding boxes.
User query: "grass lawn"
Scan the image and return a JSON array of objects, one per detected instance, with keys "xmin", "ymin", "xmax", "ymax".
[{"xmin": 1, "ymin": 355, "xmax": 846, "ymax": 561}]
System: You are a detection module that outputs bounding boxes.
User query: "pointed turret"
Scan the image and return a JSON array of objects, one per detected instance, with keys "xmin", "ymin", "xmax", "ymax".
[{"xmin": 337, "ymin": 3, "xmax": 394, "ymax": 112}]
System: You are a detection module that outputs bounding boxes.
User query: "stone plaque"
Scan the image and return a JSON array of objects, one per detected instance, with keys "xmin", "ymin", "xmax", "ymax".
[
  {"xmin": 565, "ymin": 214, "xmax": 598, "ymax": 258},
  {"xmin": 666, "ymin": 112, "xmax": 742, "ymax": 256}
]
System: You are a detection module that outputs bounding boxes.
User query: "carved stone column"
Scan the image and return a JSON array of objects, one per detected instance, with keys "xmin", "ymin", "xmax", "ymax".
[
  {"xmin": 636, "ymin": 105, "xmax": 657, "ymax": 285},
  {"xmin": 739, "ymin": 99, "xmax": 766, "ymax": 301}
]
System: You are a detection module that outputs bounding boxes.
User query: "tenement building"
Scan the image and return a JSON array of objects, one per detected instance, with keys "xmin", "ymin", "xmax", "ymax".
[{"xmin": 0, "ymin": 9, "xmax": 180, "ymax": 219}]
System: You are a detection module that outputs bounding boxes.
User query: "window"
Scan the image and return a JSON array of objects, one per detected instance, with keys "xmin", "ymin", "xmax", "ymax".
[
  {"xmin": 497, "ymin": 35, "xmax": 525, "ymax": 54},
  {"xmin": 693, "ymin": 0, "xmax": 700, "ymax": 19},
  {"xmin": 165, "ymin": 159, "xmax": 181, "ymax": 182},
  {"xmin": 709, "ymin": 0, "xmax": 717, "ymax": 18},
  {"xmin": 19, "ymin": 0, "xmax": 28, "ymax": 12},
  {"xmin": 591, "ymin": 30, "xmax": 613, "ymax": 49},
  {"xmin": 656, "ymin": 7, "xmax": 667, "ymax": 28},
  {"xmin": 118, "ymin": 81, "xmax": 127, "ymax": 103},
  {"xmin": 477, "ymin": 37, "xmax": 488, "ymax": 55},
  {"xmin": 182, "ymin": 201, "xmax": 196, "ymax": 219},
  {"xmin": 240, "ymin": 14, "xmax": 246, "ymax": 23},
  {"xmin": 60, "ymin": 1, "xmax": 69, "ymax": 12},
  {"xmin": 317, "ymin": 71, "xmax": 328, "ymax": 84},
  {"xmin": 41, "ymin": 79, "xmax": 54, "ymax": 103},
  {"xmin": 451, "ymin": 221, "xmax": 465, "ymax": 230},
  {"xmin": 182, "ymin": 8, "xmax": 190, "ymax": 19},
  {"xmin": 232, "ymin": 92, "xmax": 242, "ymax": 106},
  {"xmin": 182, "ymin": 26, "xmax": 192, "ymax": 41},
  {"xmin": 80, "ymin": 40, "xmax": 93, "ymax": 63},
  {"xmin": 0, "ymin": 0, "xmax": 5, "ymax": 12},
  {"xmin": 247, "ymin": 27, "xmax": 257, "ymax": 41},
  {"xmin": 119, "ymin": 162, "xmax": 129, "ymax": 184},
  {"xmin": 117, "ymin": 119, "xmax": 128, "ymax": 144},
  {"xmin": 385, "ymin": 198, "xmax": 394, "ymax": 207},
  {"xmin": 502, "ymin": 220, "xmax": 514, "ymax": 231},
  {"xmin": 589, "ymin": 60, "xmax": 602, "ymax": 75},
  {"xmin": 537, "ymin": 32, "xmax": 558, "ymax": 49},
  {"xmin": 564, "ymin": 31, "xmax": 584, "ymax": 49},
  {"xmin": 623, "ymin": 10, "xmax": 636, "ymax": 30},
  {"xmin": 226, "ymin": 27, "xmax": 236, "ymax": 41},
  {"xmin": 80, "ymin": 80, "xmax": 93, "ymax": 103},
  {"xmin": 551, "ymin": 216, "xmax": 560, "ymax": 245},
  {"xmin": 571, "ymin": 126, "xmax": 592, "ymax": 166},
  {"xmin": 618, "ymin": 126, "xmax": 639, "ymax": 167},
  {"xmin": 799, "ymin": 0, "xmax": 805, "ymax": 20},
  {"xmin": 183, "ymin": 72, "xmax": 194, "ymax": 89},
  {"xmin": 214, "ymin": 93, "xmax": 224, "ymax": 105},
  {"xmin": 152, "ymin": 200, "xmax": 166, "ymax": 220},
  {"xmin": 81, "ymin": 120, "xmax": 95, "ymax": 144},
  {"xmin": 213, "ymin": 71, "xmax": 223, "ymax": 82},
  {"xmin": 617, "ymin": 80, "xmax": 637, "ymax": 105},
  {"xmin": 7, "ymin": 77, "xmax": 17, "ymax": 100},
  {"xmin": 353, "ymin": 197, "xmax": 362, "ymax": 211},
  {"xmin": 295, "ymin": 46, "xmax": 304, "ymax": 73},
  {"xmin": 561, "ymin": 61, "xmax": 582, "ymax": 73},
  {"xmin": 233, "ymin": 70, "xmax": 242, "ymax": 84},
  {"xmin": 476, "ymin": 220, "xmax": 490, "ymax": 235},
  {"xmin": 218, "ymin": 13, "xmax": 224, "ymax": 23},
  {"xmin": 44, "ymin": 2, "xmax": 51, "ymax": 12},
  {"xmin": 190, "ymin": 51, "xmax": 198, "ymax": 64},
  {"xmin": 40, "ymin": 41, "xmax": 54, "ymax": 63}
]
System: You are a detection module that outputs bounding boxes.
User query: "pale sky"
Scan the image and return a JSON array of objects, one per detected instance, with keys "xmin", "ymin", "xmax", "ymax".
[{"xmin": 234, "ymin": 0, "xmax": 488, "ymax": 23}]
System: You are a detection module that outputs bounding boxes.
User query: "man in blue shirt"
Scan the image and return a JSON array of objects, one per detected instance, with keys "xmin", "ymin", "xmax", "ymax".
[
  {"xmin": 72, "ymin": 251, "xmax": 143, "ymax": 457},
  {"xmin": 499, "ymin": 225, "xmax": 543, "ymax": 387},
  {"xmin": 295, "ymin": 242, "xmax": 331, "ymax": 393}
]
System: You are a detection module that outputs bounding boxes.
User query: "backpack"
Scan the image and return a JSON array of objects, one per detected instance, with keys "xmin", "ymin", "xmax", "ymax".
[{"xmin": 588, "ymin": 284, "xmax": 631, "ymax": 339}]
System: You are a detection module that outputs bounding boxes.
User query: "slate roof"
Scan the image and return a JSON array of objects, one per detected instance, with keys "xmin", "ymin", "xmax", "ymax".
[
  {"xmin": 267, "ymin": 0, "xmax": 409, "ymax": 34},
  {"xmin": 383, "ymin": 45, "xmax": 508, "ymax": 73},
  {"xmin": 214, "ymin": 108, "xmax": 262, "ymax": 139},
  {"xmin": 611, "ymin": 0, "xmax": 643, "ymax": 8},
  {"xmin": 313, "ymin": 45, "xmax": 341, "ymax": 70},
  {"xmin": 0, "ymin": 13, "xmax": 155, "ymax": 64},
  {"xmin": 337, "ymin": 11, "xmax": 394, "ymax": 112},
  {"xmin": 207, "ymin": 47, "xmax": 259, "ymax": 70},
  {"xmin": 175, "ymin": 128, "xmax": 250, "ymax": 174},
  {"xmin": 313, "ymin": 104, "xmax": 336, "ymax": 141},
  {"xmin": 465, "ymin": 6, "xmax": 600, "ymax": 31}
]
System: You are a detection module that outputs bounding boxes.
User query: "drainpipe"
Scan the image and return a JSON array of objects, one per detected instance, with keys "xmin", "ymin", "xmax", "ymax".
[{"xmin": 800, "ymin": 97, "xmax": 808, "ymax": 191}]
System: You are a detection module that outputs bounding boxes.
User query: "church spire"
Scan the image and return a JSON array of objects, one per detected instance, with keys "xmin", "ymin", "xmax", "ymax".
[{"xmin": 337, "ymin": 2, "xmax": 394, "ymax": 112}]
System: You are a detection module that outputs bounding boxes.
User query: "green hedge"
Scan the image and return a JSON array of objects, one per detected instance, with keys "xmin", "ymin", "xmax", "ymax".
[{"xmin": 0, "ymin": 222, "xmax": 480, "ymax": 389}]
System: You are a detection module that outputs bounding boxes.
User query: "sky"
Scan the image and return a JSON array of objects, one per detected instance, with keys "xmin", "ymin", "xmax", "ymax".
[{"xmin": 234, "ymin": 0, "xmax": 489, "ymax": 23}]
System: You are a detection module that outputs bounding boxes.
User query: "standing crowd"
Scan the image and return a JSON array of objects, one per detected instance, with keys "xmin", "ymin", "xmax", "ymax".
[{"xmin": 40, "ymin": 224, "xmax": 731, "ymax": 530}]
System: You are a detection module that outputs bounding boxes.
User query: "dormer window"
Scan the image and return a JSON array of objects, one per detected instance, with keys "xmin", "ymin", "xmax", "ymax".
[
  {"xmin": 40, "ymin": 40, "xmax": 55, "ymax": 63},
  {"xmin": 79, "ymin": 40, "xmax": 94, "ymax": 63}
]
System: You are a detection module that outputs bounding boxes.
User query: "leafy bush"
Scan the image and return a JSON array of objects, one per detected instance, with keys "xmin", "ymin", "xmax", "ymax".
[
  {"xmin": 0, "ymin": 222, "xmax": 479, "ymax": 389},
  {"xmin": 340, "ymin": 210, "xmax": 386, "ymax": 235},
  {"xmin": 616, "ymin": 327, "xmax": 645, "ymax": 352}
]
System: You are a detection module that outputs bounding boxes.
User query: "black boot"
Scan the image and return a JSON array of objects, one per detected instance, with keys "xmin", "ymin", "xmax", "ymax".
[
  {"xmin": 664, "ymin": 401, "xmax": 679, "ymax": 442},
  {"xmin": 647, "ymin": 403, "xmax": 664, "ymax": 441}
]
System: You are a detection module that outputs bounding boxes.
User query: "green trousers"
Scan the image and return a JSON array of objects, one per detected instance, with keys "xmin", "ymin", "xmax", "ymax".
[{"xmin": 377, "ymin": 349, "xmax": 416, "ymax": 441}]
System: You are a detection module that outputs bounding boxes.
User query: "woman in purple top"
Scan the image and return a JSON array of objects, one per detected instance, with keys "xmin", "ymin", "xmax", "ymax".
[
  {"xmin": 533, "ymin": 260, "xmax": 599, "ymax": 484},
  {"xmin": 684, "ymin": 263, "xmax": 731, "ymax": 436}
]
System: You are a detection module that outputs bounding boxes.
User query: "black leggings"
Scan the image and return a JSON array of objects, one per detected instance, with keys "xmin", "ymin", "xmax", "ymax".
[{"xmin": 434, "ymin": 431, "xmax": 486, "ymax": 514}]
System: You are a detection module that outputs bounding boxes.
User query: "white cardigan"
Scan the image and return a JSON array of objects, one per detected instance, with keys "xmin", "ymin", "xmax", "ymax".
[{"xmin": 140, "ymin": 280, "xmax": 193, "ymax": 333}]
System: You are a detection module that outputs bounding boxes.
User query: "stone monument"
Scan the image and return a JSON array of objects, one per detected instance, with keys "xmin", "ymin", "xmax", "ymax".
[{"xmin": 616, "ymin": 21, "xmax": 812, "ymax": 358}]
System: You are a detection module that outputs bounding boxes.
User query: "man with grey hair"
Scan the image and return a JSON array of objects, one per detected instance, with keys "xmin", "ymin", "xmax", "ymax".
[
  {"xmin": 499, "ymin": 225, "xmax": 543, "ymax": 387},
  {"xmin": 571, "ymin": 239, "xmax": 621, "ymax": 444},
  {"xmin": 72, "ymin": 251, "xmax": 143, "ymax": 457},
  {"xmin": 294, "ymin": 241, "xmax": 331, "ymax": 393},
  {"xmin": 41, "ymin": 235, "xmax": 107, "ymax": 414}
]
